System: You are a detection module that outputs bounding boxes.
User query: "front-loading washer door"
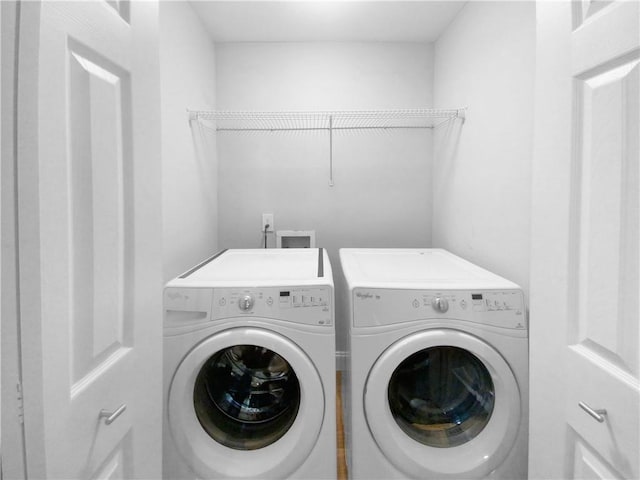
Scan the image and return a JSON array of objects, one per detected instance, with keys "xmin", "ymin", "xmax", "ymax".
[
  {"xmin": 168, "ymin": 327, "xmax": 324, "ymax": 479},
  {"xmin": 364, "ymin": 329, "xmax": 521, "ymax": 479}
]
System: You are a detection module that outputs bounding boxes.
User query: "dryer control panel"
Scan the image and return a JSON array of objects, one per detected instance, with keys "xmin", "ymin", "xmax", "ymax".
[{"xmin": 352, "ymin": 288, "xmax": 526, "ymax": 330}]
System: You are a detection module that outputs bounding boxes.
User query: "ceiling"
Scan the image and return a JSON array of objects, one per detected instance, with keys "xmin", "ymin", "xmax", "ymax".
[{"xmin": 190, "ymin": 1, "xmax": 467, "ymax": 43}]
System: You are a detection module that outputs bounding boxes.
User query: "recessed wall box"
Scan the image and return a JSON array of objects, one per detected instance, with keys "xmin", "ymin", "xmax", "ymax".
[{"xmin": 276, "ymin": 230, "xmax": 316, "ymax": 248}]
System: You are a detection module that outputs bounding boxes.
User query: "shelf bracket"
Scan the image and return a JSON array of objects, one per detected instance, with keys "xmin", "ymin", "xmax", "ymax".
[{"xmin": 457, "ymin": 108, "xmax": 466, "ymax": 124}]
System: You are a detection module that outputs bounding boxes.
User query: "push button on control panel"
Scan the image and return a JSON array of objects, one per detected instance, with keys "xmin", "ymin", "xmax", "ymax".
[{"xmin": 279, "ymin": 289, "xmax": 329, "ymax": 309}]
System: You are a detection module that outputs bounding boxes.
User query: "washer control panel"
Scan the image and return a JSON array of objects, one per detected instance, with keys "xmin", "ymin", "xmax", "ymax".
[
  {"xmin": 164, "ymin": 286, "xmax": 333, "ymax": 327},
  {"xmin": 214, "ymin": 286, "xmax": 333, "ymax": 326},
  {"xmin": 353, "ymin": 288, "xmax": 525, "ymax": 330}
]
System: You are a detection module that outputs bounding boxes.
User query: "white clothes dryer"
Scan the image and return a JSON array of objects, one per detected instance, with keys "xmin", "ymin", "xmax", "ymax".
[
  {"xmin": 163, "ymin": 249, "xmax": 336, "ymax": 480},
  {"xmin": 339, "ymin": 248, "xmax": 528, "ymax": 480}
]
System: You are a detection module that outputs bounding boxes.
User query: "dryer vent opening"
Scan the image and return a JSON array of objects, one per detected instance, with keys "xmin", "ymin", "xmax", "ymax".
[
  {"xmin": 388, "ymin": 346, "xmax": 495, "ymax": 448},
  {"xmin": 193, "ymin": 345, "xmax": 301, "ymax": 450}
]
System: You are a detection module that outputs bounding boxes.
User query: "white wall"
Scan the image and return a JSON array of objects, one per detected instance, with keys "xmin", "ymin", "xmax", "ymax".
[
  {"xmin": 215, "ymin": 42, "xmax": 434, "ymax": 357},
  {"xmin": 433, "ymin": 2, "xmax": 535, "ymax": 295},
  {"xmin": 160, "ymin": 1, "xmax": 218, "ymax": 281},
  {"xmin": 216, "ymin": 42, "xmax": 433, "ymax": 111}
]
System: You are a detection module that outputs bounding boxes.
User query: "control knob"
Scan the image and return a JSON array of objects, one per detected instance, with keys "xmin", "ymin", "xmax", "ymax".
[
  {"xmin": 238, "ymin": 295, "xmax": 254, "ymax": 311},
  {"xmin": 431, "ymin": 297, "xmax": 449, "ymax": 313}
]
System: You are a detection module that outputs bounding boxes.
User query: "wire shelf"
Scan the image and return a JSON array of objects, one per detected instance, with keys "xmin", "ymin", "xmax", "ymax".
[
  {"xmin": 188, "ymin": 108, "xmax": 465, "ymax": 131},
  {"xmin": 188, "ymin": 108, "xmax": 466, "ymax": 187}
]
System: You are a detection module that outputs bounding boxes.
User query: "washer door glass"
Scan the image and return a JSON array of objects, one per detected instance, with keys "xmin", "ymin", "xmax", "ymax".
[
  {"xmin": 388, "ymin": 346, "xmax": 495, "ymax": 448},
  {"xmin": 193, "ymin": 345, "xmax": 301, "ymax": 450}
]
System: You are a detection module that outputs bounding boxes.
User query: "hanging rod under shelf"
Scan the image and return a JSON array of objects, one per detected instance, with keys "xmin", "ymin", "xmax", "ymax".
[{"xmin": 188, "ymin": 108, "xmax": 465, "ymax": 131}]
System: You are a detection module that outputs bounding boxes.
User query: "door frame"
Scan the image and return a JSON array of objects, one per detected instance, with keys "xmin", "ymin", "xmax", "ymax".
[{"xmin": 1, "ymin": 1, "xmax": 27, "ymax": 477}]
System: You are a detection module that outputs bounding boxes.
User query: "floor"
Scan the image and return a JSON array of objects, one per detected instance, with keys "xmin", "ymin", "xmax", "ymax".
[{"xmin": 337, "ymin": 372, "xmax": 348, "ymax": 480}]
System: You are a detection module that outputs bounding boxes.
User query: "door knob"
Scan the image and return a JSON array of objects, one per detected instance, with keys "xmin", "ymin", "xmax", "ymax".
[
  {"xmin": 99, "ymin": 404, "xmax": 127, "ymax": 425},
  {"xmin": 578, "ymin": 401, "xmax": 606, "ymax": 423},
  {"xmin": 431, "ymin": 296, "xmax": 449, "ymax": 313}
]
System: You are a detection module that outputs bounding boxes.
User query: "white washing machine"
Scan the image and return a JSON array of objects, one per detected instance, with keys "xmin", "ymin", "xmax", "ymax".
[
  {"xmin": 339, "ymin": 248, "xmax": 528, "ymax": 480},
  {"xmin": 163, "ymin": 248, "xmax": 336, "ymax": 479}
]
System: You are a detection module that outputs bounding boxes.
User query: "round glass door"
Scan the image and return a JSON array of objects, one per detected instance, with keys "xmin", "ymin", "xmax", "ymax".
[
  {"xmin": 193, "ymin": 345, "xmax": 301, "ymax": 450},
  {"xmin": 364, "ymin": 329, "xmax": 521, "ymax": 479},
  {"xmin": 168, "ymin": 327, "xmax": 325, "ymax": 479},
  {"xmin": 388, "ymin": 346, "xmax": 495, "ymax": 448}
]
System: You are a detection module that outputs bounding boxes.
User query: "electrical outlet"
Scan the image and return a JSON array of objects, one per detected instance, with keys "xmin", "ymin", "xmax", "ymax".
[{"xmin": 262, "ymin": 213, "xmax": 274, "ymax": 232}]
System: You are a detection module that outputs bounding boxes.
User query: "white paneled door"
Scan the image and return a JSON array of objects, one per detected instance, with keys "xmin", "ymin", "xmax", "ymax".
[
  {"xmin": 530, "ymin": 1, "xmax": 639, "ymax": 479},
  {"xmin": 14, "ymin": 1, "xmax": 162, "ymax": 478}
]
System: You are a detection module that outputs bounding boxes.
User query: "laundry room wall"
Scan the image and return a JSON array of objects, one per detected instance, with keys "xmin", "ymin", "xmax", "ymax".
[
  {"xmin": 214, "ymin": 42, "xmax": 434, "ymax": 360},
  {"xmin": 160, "ymin": 1, "xmax": 219, "ymax": 282},
  {"xmin": 432, "ymin": 1, "xmax": 535, "ymax": 295}
]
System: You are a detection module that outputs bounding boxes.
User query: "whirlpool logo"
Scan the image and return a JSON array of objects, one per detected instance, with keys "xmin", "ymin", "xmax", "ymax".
[
  {"xmin": 356, "ymin": 292, "xmax": 380, "ymax": 300},
  {"xmin": 166, "ymin": 291, "xmax": 184, "ymax": 300}
]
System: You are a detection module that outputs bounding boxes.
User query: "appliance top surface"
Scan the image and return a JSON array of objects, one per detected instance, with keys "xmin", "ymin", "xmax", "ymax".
[
  {"xmin": 167, "ymin": 248, "xmax": 333, "ymax": 288},
  {"xmin": 339, "ymin": 248, "xmax": 520, "ymax": 290}
]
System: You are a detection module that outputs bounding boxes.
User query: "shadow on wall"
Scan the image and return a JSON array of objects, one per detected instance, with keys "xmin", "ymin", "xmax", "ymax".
[
  {"xmin": 189, "ymin": 118, "xmax": 218, "ymax": 209},
  {"xmin": 434, "ymin": 115, "xmax": 465, "ymax": 188}
]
